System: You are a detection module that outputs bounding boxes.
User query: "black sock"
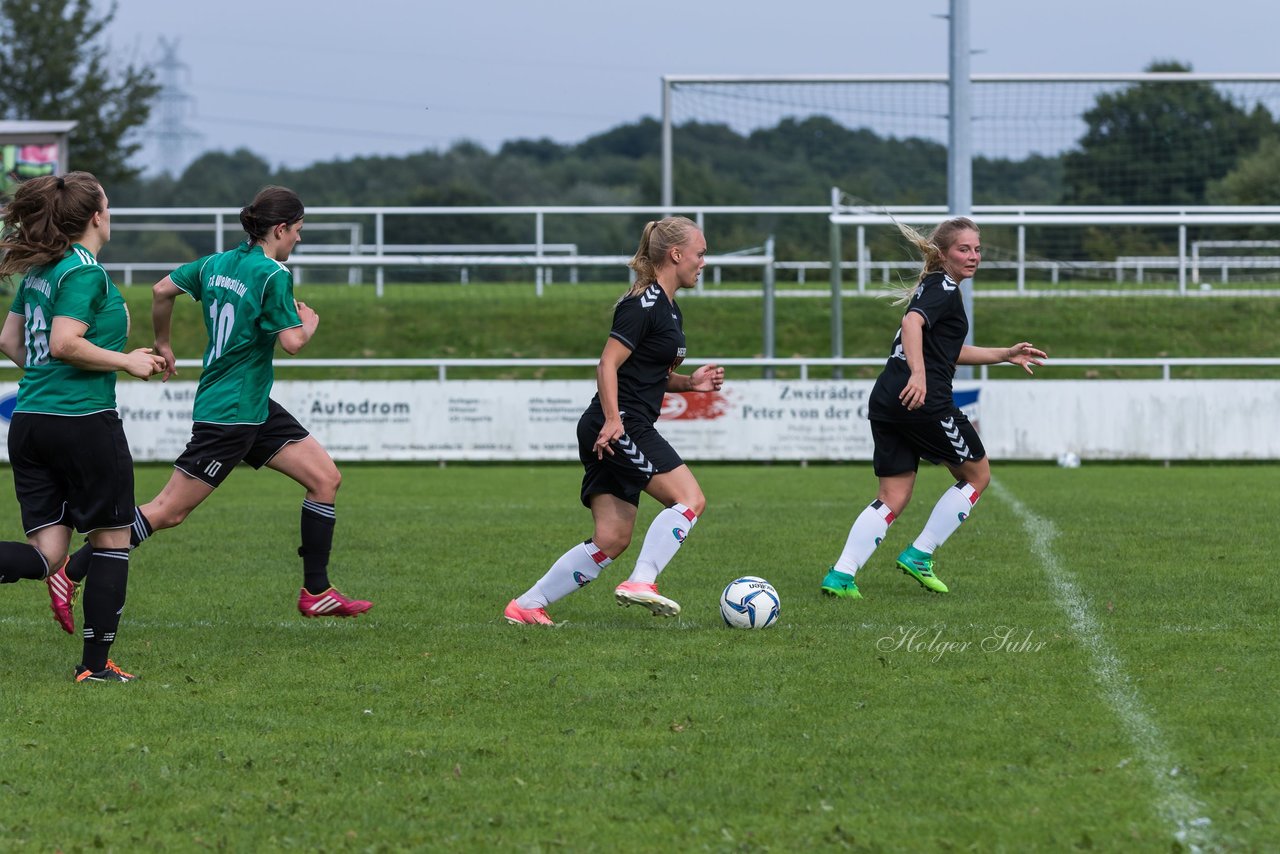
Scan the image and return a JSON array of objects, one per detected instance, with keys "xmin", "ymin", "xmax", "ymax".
[
  {"xmin": 80, "ymin": 549, "xmax": 129, "ymax": 673},
  {"xmin": 68, "ymin": 509, "xmax": 152, "ymax": 584},
  {"xmin": 300, "ymin": 500, "xmax": 335, "ymax": 594},
  {"xmin": 131, "ymin": 507, "xmax": 153, "ymax": 547},
  {"xmin": 65, "ymin": 542, "xmax": 92, "ymax": 583},
  {"xmin": 0, "ymin": 541, "xmax": 49, "ymax": 583}
]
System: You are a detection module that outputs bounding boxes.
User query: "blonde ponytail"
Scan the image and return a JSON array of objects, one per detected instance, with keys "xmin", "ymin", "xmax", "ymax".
[
  {"xmin": 887, "ymin": 216, "xmax": 979, "ymax": 305},
  {"xmin": 621, "ymin": 216, "xmax": 700, "ymax": 302}
]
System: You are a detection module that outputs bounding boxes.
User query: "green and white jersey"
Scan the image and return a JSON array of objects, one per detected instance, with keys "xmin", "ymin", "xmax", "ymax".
[
  {"xmin": 7, "ymin": 244, "xmax": 128, "ymax": 415},
  {"xmin": 170, "ymin": 241, "xmax": 302, "ymax": 424}
]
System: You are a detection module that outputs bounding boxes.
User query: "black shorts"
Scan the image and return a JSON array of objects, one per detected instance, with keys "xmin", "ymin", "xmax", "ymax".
[
  {"xmin": 174, "ymin": 399, "xmax": 309, "ymax": 488},
  {"xmin": 576, "ymin": 410, "xmax": 684, "ymax": 508},
  {"xmin": 870, "ymin": 409, "xmax": 986, "ymax": 477},
  {"xmin": 8, "ymin": 411, "xmax": 135, "ymax": 535}
]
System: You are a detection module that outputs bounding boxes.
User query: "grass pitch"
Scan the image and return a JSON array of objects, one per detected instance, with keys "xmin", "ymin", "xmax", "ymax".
[{"xmin": 1, "ymin": 462, "xmax": 1275, "ymax": 851}]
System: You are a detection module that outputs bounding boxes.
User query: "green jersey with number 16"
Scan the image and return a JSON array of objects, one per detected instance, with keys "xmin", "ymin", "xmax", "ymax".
[
  {"xmin": 169, "ymin": 241, "xmax": 302, "ymax": 425},
  {"xmin": 7, "ymin": 244, "xmax": 128, "ymax": 415}
]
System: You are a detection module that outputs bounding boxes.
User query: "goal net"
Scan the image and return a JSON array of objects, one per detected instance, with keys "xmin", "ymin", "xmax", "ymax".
[{"xmin": 664, "ymin": 73, "xmax": 1280, "ymax": 283}]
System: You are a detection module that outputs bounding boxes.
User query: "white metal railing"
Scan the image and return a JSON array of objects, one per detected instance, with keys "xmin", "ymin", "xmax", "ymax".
[
  {"xmin": 829, "ymin": 206, "xmax": 1280, "ymax": 294},
  {"xmin": 103, "ymin": 203, "xmax": 1280, "ymax": 295},
  {"xmin": 280, "ymin": 253, "xmax": 773, "ymax": 297},
  {"xmin": 132, "ymin": 356, "xmax": 1280, "ymax": 383},
  {"xmin": 293, "ymin": 242, "xmax": 581, "ymax": 286}
]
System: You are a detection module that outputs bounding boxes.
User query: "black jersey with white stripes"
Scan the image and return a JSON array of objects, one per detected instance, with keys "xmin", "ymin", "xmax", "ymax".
[
  {"xmin": 594, "ymin": 282, "xmax": 686, "ymax": 423},
  {"xmin": 869, "ymin": 271, "xmax": 969, "ymax": 418}
]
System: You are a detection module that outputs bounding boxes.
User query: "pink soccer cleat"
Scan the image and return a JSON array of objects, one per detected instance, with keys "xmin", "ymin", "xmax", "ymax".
[
  {"xmin": 45, "ymin": 558, "xmax": 77, "ymax": 635},
  {"xmin": 503, "ymin": 599, "xmax": 555, "ymax": 626},
  {"xmin": 297, "ymin": 587, "xmax": 373, "ymax": 618},
  {"xmin": 614, "ymin": 581, "xmax": 681, "ymax": 617}
]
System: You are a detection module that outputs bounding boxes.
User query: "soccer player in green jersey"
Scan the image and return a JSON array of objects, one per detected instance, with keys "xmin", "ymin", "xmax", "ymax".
[
  {"xmin": 0, "ymin": 172, "xmax": 166, "ymax": 682},
  {"xmin": 53, "ymin": 186, "xmax": 371, "ymax": 624}
]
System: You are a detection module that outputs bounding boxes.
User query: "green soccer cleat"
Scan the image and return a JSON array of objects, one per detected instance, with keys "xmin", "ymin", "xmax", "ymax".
[
  {"xmin": 896, "ymin": 546, "xmax": 949, "ymax": 593},
  {"xmin": 820, "ymin": 567, "xmax": 863, "ymax": 599}
]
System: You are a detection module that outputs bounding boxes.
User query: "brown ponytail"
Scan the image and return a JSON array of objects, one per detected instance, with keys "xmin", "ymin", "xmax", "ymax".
[{"xmin": 0, "ymin": 172, "xmax": 105, "ymax": 277}]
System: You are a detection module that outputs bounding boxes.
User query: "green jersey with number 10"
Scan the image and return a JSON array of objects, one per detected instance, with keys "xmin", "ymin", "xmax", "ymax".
[
  {"xmin": 7, "ymin": 244, "xmax": 128, "ymax": 415},
  {"xmin": 169, "ymin": 241, "xmax": 302, "ymax": 425}
]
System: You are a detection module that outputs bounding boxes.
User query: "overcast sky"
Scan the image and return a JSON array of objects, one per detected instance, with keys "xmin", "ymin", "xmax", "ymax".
[{"xmin": 104, "ymin": 0, "xmax": 1280, "ymax": 173}]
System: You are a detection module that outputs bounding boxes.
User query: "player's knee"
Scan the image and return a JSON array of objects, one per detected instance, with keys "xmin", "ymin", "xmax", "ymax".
[
  {"xmin": 681, "ymin": 493, "xmax": 706, "ymax": 518},
  {"xmin": 878, "ymin": 491, "xmax": 911, "ymax": 516},
  {"xmin": 959, "ymin": 464, "xmax": 990, "ymax": 494},
  {"xmin": 88, "ymin": 529, "xmax": 130, "ymax": 550},
  {"xmin": 304, "ymin": 464, "xmax": 341, "ymax": 502},
  {"xmin": 322, "ymin": 465, "xmax": 342, "ymax": 497},
  {"xmin": 36, "ymin": 545, "xmax": 68, "ymax": 571},
  {"xmin": 595, "ymin": 531, "xmax": 631, "ymax": 558}
]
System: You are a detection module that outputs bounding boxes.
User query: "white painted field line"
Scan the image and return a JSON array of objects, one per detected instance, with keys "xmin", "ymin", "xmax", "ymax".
[{"xmin": 990, "ymin": 478, "xmax": 1214, "ymax": 852}]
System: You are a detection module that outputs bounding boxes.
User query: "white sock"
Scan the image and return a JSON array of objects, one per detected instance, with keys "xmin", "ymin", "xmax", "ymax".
[
  {"xmin": 629, "ymin": 504, "xmax": 697, "ymax": 584},
  {"xmin": 834, "ymin": 500, "xmax": 895, "ymax": 576},
  {"xmin": 913, "ymin": 481, "xmax": 981, "ymax": 554},
  {"xmin": 518, "ymin": 540, "xmax": 611, "ymax": 609}
]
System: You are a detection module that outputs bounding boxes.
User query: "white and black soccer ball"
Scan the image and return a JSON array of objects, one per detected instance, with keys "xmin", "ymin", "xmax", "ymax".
[{"xmin": 720, "ymin": 576, "xmax": 780, "ymax": 629}]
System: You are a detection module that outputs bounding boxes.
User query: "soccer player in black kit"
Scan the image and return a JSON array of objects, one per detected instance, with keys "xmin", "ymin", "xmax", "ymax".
[
  {"xmin": 821, "ymin": 217, "xmax": 1046, "ymax": 599},
  {"xmin": 505, "ymin": 217, "xmax": 724, "ymax": 625}
]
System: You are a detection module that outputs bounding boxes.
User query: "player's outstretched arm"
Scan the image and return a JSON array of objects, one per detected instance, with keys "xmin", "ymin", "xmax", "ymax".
[
  {"xmin": 958, "ymin": 342, "xmax": 1047, "ymax": 374},
  {"xmin": 668, "ymin": 363, "xmax": 724, "ymax": 393}
]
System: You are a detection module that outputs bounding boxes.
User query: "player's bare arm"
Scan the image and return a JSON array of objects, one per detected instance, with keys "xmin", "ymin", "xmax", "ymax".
[
  {"xmin": 899, "ymin": 312, "xmax": 928, "ymax": 410},
  {"xmin": 50, "ymin": 316, "xmax": 165, "ymax": 378},
  {"xmin": 0, "ymin": 312, "xmax": 26, "ymax": 366},
  {"xmin": 957, "ymin": 342, "xmax": 1047, "ymax": 374},
  {"xmin": 593, "ymin": 337, "xmax": 632, "ymax": 458},
  {"xmin": 668, "ymin": 363, "xmax": 724, "ymax": 393}
]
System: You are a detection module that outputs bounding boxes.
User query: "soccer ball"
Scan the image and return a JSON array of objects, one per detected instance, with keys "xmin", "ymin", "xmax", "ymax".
[{"xmin": 720, "ymin": 576, "xmax": 780, "ymax": 629}]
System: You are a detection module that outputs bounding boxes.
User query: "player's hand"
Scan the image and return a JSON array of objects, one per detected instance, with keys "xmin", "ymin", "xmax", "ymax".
[
  {"xmin": 154, "ymin": 341, "xmax": 178, "ymax": 381},
  {"xmin": 899, "ymin": 372, "xmax": 926, "ymax": 410},
  {"xmin": 1006, "ymin": 342, "xmax": 1047, "ymax": 375},
  {"xmin": 593, "ymin": 416, "xmax": 624, "ymax": 459},
  {"xmin": 689, "ymin": 363, "xmax": 725, "ymax": 393},
  {"xmin": 124, "ymin": 347, "xmax": 168, "ymax": 381},
  {"xmin": 296, "ymin": 300, "xmax": 320, "ymax": 332}
]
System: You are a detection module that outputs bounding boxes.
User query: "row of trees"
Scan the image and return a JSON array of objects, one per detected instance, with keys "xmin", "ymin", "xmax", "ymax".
[{"xmin": 4, "ymin": 2, "xmax": 1279, "ymax": 267}]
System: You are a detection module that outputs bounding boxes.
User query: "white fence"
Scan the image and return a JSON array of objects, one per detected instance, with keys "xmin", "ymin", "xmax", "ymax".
[
  {"xmin": 829, "ymin": 206, "xmax": 1280, "ymax": 294},
  {"xmin": 102, "ymin": 204, "xmax": 1280, "ymax": 295}
]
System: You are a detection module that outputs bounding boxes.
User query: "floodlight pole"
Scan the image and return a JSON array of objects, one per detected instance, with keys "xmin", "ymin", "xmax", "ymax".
[{"xmin": 948, "ymin": 0, "xmax": 976, "ymax": 378}]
